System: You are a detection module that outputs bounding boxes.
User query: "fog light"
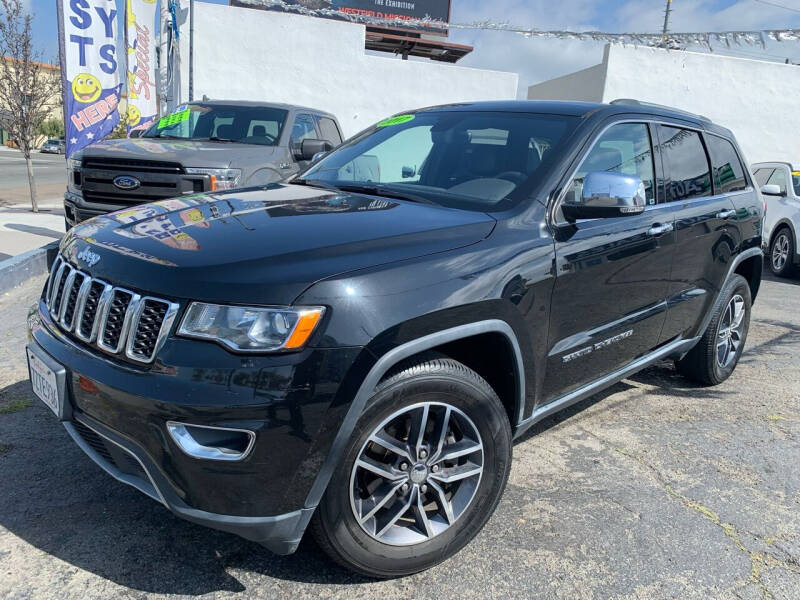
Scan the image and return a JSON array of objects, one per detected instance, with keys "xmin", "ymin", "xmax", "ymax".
[{"xmin": 166, "ymin": 422, "xmax": 255, "ymax": 461}]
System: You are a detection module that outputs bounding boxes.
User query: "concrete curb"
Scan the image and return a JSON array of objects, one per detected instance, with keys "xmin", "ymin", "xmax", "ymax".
[{"xmin": 0, "ymin": 241, "xmax": 59, "ymax": 296}]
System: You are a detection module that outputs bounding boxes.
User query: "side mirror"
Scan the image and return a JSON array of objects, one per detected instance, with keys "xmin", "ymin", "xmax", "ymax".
[
  {"xmin": 562, "ymin": 171, "xmax": 646, "ymax": 221},
  {"xmin": 311, "ymin": 151, "xmax": 328, "ymax": 163},
  {"xmin": 298, "ymin": 139, "xmax": 333, "ymax": 161},
  {"xmin": 401, "ymin": 165, "xmax": 416, "ymax": 178},
  {"xmin": 760, "ymin": 184, "xmax": 783, "ymax": 197}
]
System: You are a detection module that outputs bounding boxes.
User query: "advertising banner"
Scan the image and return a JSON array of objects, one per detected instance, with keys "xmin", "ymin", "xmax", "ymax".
[
  {"xmin": 230, "ymin": 0, "xmax": 452, "ymax": 35},
  {"xmin": 56, "ymin": 0, "xmax": 122, "ymax": 157},
  {"xmin": 125, "ymin": 0, "xmax": 159, "ymax": 133}
]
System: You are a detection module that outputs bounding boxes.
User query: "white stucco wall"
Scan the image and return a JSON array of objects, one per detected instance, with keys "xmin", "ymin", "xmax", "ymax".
[
  {"xmin": 528, "ymin": 44, "xmax": 800, "ymax": 165},
  {"xmin": 179, "ymin": 4, "xmax": 518, "ymax": 137},
  {"xmin": 526, "ymin": 54, "xmax": 608, "ymax": 103}
]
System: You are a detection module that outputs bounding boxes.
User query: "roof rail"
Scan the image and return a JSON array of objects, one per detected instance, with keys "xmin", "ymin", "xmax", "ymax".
[{"xmin": 610, "ymin": 98, "xmax": 711, "ymax": 122}]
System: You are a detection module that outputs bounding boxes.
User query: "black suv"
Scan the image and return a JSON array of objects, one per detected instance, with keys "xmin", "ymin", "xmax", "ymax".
[{"xmin": 26, "ymin": 100, "xmax": 762, "ymax": 578}]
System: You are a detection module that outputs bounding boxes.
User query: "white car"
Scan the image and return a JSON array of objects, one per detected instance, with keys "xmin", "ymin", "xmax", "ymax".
[{"xmin": 752, "ymin": 162, "xmax": 800, "ymax": 277}]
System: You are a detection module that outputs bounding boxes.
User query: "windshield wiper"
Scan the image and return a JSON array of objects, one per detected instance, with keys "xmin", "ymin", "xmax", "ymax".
[
  {"xmin": 336, "ymin": 183, "xmax": 439, "ymax": 206},
  {"xmin": 291, "ymin": 178, "xmax": 341, "ymax": 192}
]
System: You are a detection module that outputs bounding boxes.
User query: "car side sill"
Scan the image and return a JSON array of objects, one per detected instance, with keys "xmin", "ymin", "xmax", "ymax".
[{"xmin": 513, "ymin": 335, "xmax": 699, "ymax": 439}]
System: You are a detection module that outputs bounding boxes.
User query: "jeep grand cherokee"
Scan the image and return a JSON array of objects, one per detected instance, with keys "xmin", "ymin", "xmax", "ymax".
[{"xmin": 27, "ymin": 100, "xmax": 763, "ymax": 578}]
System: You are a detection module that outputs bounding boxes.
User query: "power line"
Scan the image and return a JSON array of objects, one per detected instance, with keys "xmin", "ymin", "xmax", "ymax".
[{"xmin": 753, "ymin": 0, "xmax": 800, "ymax": 14}]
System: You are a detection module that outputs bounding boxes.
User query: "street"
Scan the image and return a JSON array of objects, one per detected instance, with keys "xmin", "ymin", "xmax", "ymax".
[
  {"xmin": 0, "ymin": 271, "xmax": 798, "ymax": 599},
  {"xmin": 0, "ymin": 150, "xmax": 66, "ymax": 260},
  {"xmin": 0, "ymin": 149, "xmax": 67, "ymax": 203}
]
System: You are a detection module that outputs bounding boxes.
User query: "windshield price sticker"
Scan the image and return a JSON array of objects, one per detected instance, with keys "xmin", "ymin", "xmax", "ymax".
[
  {"xmin": 157, "ymin": 108, "xmax": 190, "ymax": 129},
  {"xmin": 377, "ymin": 114, "xmax": 415, "ymax": 127}
]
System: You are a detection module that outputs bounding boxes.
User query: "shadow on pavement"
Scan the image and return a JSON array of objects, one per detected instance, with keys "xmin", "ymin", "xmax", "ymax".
[
  {"xmin": 0, "ymin": 381, "xmax": 369, "ymax": 595},
  {"xmin": 4, "ymin": 223, "xmax": 64, "ymax": 239}
]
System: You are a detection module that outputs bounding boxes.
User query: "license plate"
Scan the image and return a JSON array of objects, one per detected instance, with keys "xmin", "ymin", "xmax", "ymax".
[{"xmin": 27, "ymin": 346, "xmax": 63, "ymax": 417}]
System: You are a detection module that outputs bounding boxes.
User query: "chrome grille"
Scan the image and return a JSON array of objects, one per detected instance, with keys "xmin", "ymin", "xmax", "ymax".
[{"xmin": 45, "ymin": 256, "xmax": 179, "ymax": 364}]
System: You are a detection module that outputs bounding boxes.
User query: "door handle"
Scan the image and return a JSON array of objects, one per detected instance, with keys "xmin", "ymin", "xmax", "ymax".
[
  {"xmin": 716, "ymin": 209, "xmax": 736, "ymax": 219},
  {"xmin": 647, "ymin": 222, "xmax": 674, "ymax": 236}
]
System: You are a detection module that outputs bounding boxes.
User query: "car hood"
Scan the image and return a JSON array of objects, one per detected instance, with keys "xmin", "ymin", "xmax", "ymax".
[
  {"xmin": 79, "ymin": 137, "xmax": 278, "ymax": 168},
  {"xmin": 61, "ymin": 184, "xmax": 496, "ymax": 305}
]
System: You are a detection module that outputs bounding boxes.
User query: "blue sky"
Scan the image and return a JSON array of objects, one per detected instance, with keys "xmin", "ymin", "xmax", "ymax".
[{"xmin": 23, "ymin": 0, "xmax": 800, "ymax": 93}]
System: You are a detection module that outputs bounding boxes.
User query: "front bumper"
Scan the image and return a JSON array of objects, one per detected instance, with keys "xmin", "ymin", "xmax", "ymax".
[{"xmin": 29, "ymin": 297, "xmax": 364, "ymax": 553}]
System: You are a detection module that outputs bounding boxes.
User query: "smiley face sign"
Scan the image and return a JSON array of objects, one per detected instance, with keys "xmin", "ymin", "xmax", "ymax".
[
  {"xmin": 127, "ymin": 104, "xmax": 141, "ymax": 127},
  {"xmin": 72, "ymin": 73, "xmax": 102, "ymax": 103}
]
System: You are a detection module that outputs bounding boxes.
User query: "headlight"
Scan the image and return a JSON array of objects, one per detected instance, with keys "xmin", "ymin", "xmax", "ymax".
[
  {"xmin": 178, "ymin": 303, "xmax": 325, "ymax": 352},
  {"xmin": 185, "ymin": 167, "xmax": 242, "ymax": 191},
  {"xmin": 67, "ymin": 157, "xmax": 81, "ymax": 191}
]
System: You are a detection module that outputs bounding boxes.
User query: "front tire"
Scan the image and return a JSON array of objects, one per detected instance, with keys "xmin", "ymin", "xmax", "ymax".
[
  {"xmin": 311, "ymin": 354, "xmax": 512, "ymax": 578},
  {"xmin": 676, "ymin": 274, "xmax": 751, "ymax": 385},
  {"xmin": 769, "ymin": 227, "xmax": 797, "ymax": 277}
]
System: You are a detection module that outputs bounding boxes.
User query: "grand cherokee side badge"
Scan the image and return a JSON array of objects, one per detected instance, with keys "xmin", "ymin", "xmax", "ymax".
[
  {"xmin": 77, "ymin": 247, "xmax": 101, "ymax": 267},
  {"xmin": 562, "ymin": 329, "xmax": 633, "ymax": 363}
]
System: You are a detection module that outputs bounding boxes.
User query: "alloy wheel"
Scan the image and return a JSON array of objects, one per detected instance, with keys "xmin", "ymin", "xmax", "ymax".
[
  {"xmin": 349, "ymin": 402, "xmax": 484, "ymax": 546},
  {"xmin": 772, "ymin": 233, "xmax": 790, "ymax": 272},
  {"xmin": 716, "ymin": 294, "xmax": 745, "ymax": 369}
]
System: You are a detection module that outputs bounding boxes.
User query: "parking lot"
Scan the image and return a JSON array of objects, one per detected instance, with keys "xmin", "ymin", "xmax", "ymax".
[{"xmin": 0, "ymin": 270, "xmax": 798, "ymax": 600}]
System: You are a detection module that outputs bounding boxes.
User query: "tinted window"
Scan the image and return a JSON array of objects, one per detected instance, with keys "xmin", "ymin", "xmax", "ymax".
[
  {"xmin": 290, "ymin": 114, "xmax": 318, "ymax": 150},
  {"xmin": 706, "ymin": 135, "xmax": 747, "ymax": 193},
  {"xmin": 569, "ymin": 123, "xmax": 656, "ymax": 205},
  {"xmin": 318, "ymin": 117, "xmax": 342, "ymax": 145},
  {"xmin": 793, "ymin": 171, "xmax": 800, "ymax": 195},
  {"xmin": 659, "ymin": 126, "xmax": 712, "ymax": 201},
  {"xmin": 300, "ymin": 112, "xmax": 578, "ymax": 211},
  {"xmin": 767, "ymin": 168, "xmax": 788, "ymax": 194},
  {"xmin": 753, "ymin": 168, "xmax": 774, "ymax": 187}
]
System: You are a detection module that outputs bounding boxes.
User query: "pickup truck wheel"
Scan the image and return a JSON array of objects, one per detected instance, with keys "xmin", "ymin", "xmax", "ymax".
[
  {"xmin": 676, "ymin": 274, "xmax": 751, "ymax": 385},
  {"xmin": 310, "ymin": 354, "xmax": 512, "ymax": 578},
  {"xmin": 769, "ymin": 227, "xmax": 797, "ymax": 277}
]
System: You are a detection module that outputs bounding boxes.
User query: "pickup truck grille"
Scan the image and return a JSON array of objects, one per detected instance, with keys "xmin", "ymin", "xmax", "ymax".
[
  {"xmin": 78, "ymin": 157, "xmax": 202, "ymax": 208},
  {"xmin": 45, "ymin": 256, "xmax": 179, "ymax": 364},
  {"xmin": 81, "ymin": 157, "xmax": 184, "ymax": 174}
]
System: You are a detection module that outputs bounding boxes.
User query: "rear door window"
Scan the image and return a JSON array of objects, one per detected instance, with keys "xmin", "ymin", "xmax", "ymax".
[
  {"xmin": 705, "ymin": 135, "xmax": 748, "ymax": 193},
  {"xmin": 658, "ymin": 126, "xmax": 712, "ymax": 201}
]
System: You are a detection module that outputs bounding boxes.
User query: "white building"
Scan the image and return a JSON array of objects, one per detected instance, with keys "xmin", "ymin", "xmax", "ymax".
[
  {"xmin": 528, "ymin": 44, "xmax": 799, "ymax": 165},
  {"xmin": 175, "ymin": 4, "xmax": 518, "ymax": 137}
]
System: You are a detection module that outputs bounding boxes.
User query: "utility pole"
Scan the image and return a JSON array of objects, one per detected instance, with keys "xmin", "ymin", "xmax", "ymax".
[
  {"xmin": 189, "ymin": 0, "xmax": 194, "ymax": 101},
  {"xmin": 662, "ymin": 0, "xmax": 673, "ymax": 42}
]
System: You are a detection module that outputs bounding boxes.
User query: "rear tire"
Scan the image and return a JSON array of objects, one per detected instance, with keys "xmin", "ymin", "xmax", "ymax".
[
  {"xmin": 676, "ymin": 274, "xmax": 751, "ymax": 385},
  {"xmin": 311, "ymin": 354, "xmax": 512, "ymax": 578},
  {"xmin": 769, "ymin": 227, "xmax": 797, "ymax": 277}
]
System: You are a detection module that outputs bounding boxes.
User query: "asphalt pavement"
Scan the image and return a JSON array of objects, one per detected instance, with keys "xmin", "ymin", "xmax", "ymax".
[{"xmin": 0, "ymin": 271, "xmax": 798, "ymax": 599}]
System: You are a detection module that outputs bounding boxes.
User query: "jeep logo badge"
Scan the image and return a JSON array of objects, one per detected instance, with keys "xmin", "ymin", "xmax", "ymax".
[
  {"xmin": 77, "ymin": 247, "xmax": 101, "ymax": 267},
  {"xmin": 113, "ymin": 175, "xmax": 141, "ymax": 190}
]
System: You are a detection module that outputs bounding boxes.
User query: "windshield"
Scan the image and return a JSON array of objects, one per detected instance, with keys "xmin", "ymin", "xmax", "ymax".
[
  {"xmin": 298, "ymin": 111, "xmax": 578, "ymax": 211},
  {"xmin": 143, "ymin": 104, "xmax": 288, "ymax": 145},
  {"xmin": 793, "ymin": 171, "xmax": 800, "ymax": 196}
]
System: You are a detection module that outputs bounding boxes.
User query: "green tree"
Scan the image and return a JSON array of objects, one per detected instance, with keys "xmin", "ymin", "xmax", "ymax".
[{"xmin": 37, "ymin": 117, "xmax": 64, "ymax": 139}]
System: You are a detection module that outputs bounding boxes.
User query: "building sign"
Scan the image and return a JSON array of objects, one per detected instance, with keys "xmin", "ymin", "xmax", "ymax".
[
  {"xmin": 125, "ymin": 0, "xmax": 159, "ymax": 133},
  {"xmin": 56, "ymin": 0, "xmax": 122, "ymax": 157},
  {"xmin": 230, "ymin": 0, "xmax": 451, "ymax": 35}
]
